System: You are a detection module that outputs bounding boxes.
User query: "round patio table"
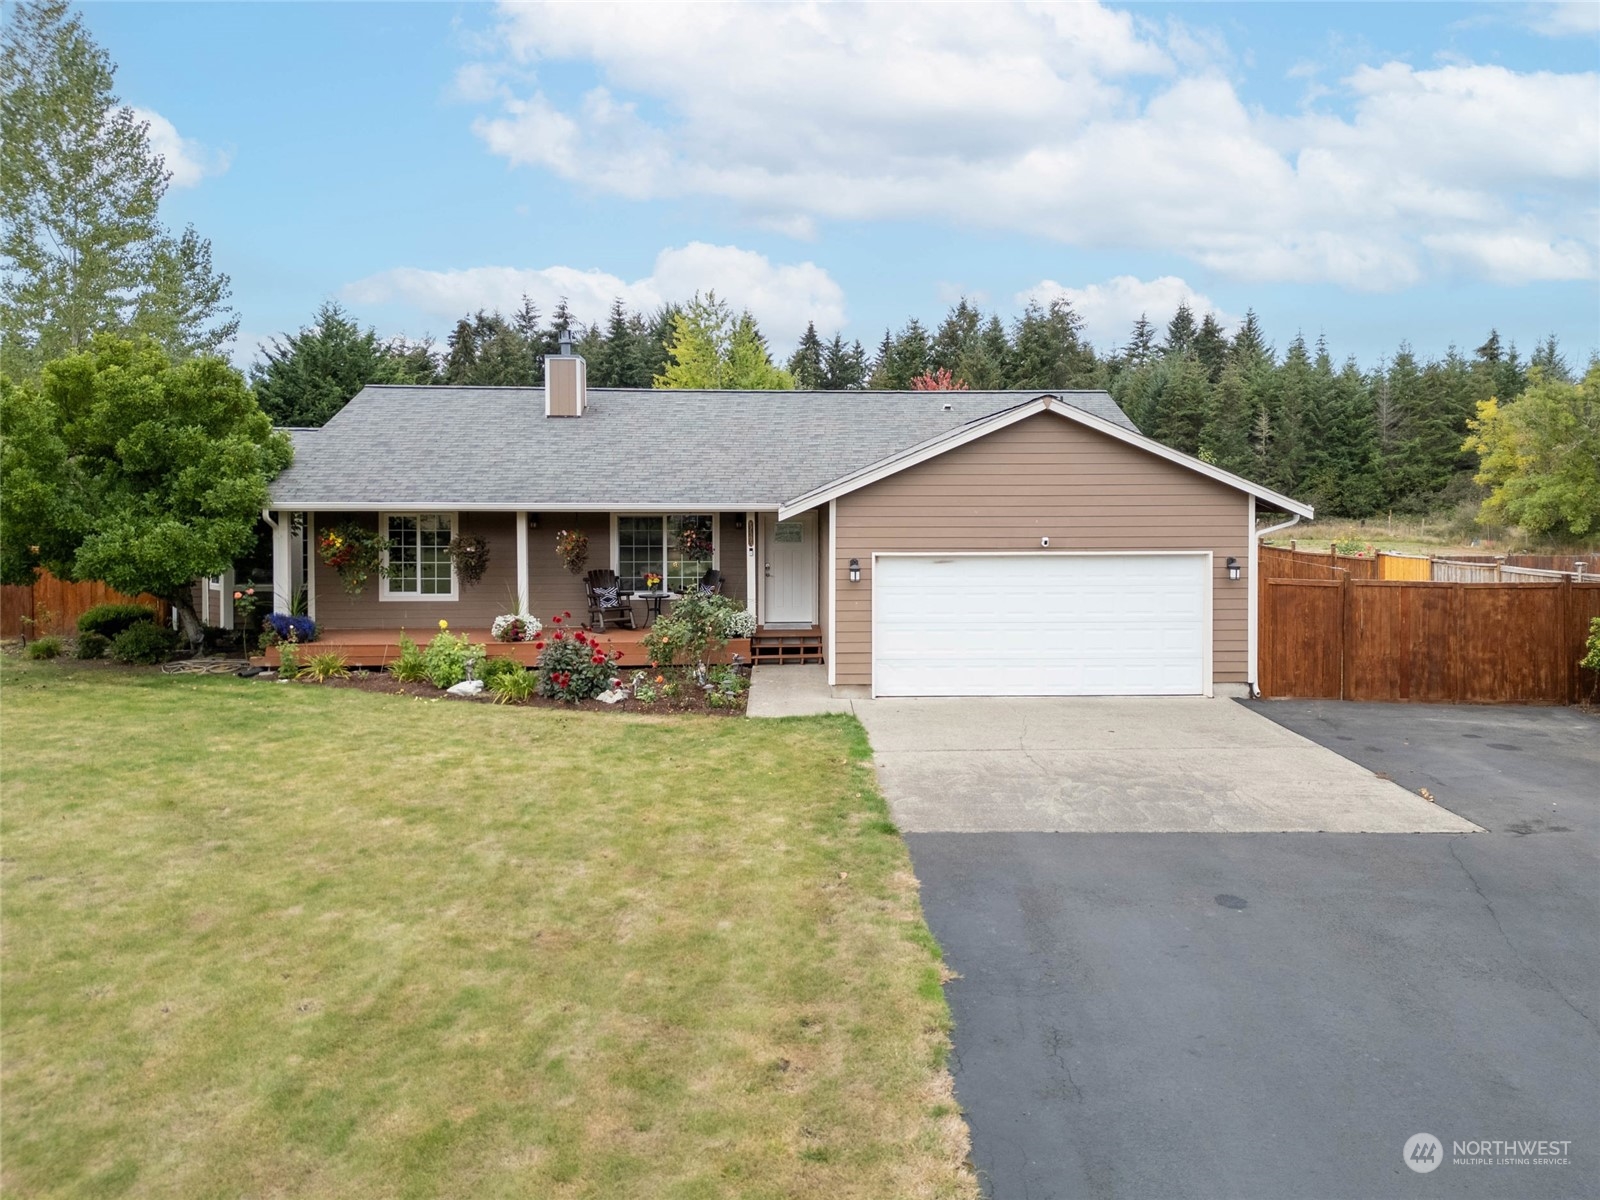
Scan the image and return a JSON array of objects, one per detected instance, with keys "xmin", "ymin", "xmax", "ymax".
[{"xmin": 632, "ymin": 590, "xmax": 678, "ymax": 625}]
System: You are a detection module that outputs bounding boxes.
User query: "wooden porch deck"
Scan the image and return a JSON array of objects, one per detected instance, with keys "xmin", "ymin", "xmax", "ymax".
[{"xmin": 254, "ymin": 626, "xmax": 752, "ymax": 670}]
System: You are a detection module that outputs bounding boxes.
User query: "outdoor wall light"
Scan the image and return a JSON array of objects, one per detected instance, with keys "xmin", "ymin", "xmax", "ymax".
[
  {"xmin": 848, "ymin": 558, "xmax": 861, "ymax": 583},
  {"xmin": 528, "ymin": 513, "xmax": 540, "ymax": 529},
  {"xmin": 1227, "ymin": 556, "xmax": 1242, "ymax": 581}
]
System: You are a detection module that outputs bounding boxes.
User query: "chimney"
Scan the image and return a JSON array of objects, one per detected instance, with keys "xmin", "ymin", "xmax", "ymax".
[{"xmin": 544, "ymin": 333, "xmax": 586, "ymax": 417}]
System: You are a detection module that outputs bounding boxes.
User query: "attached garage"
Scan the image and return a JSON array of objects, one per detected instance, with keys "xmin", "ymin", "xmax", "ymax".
[{"xmin": 873, "ymin": 552, "xmax": 1209, "ymax": 697}]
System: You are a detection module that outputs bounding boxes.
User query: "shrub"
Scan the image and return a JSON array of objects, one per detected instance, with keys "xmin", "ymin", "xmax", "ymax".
[
  {"xmin": 25, "ymin": 635, "xmax": 63, "ymax": 659},
  {"xmin": 301, "ymin": 651, "xmax": 351, "ymax": 682},
  {"xmin": 479, "ymin": 656, "xmax": 523, "ymax": 684},
  {"xmin": 75, "ymin": 631, "xmax": 111, "ymax": 660},
  {"xmin": 110, "ymin": 622, "xmax": 179, "ymax": 664},
  {"xmin": 278, "ymin": 643, "xmax": 301, "ymax": 679},
  {"xmin": 77, "ymin": 603, "xmax": 158, "ymax": 639},
  {"xmin": 536, "ymin": 624, "xmax": 620, "ymax": 702},
  {"xmin": 489, "ymin": 667, "xmax": 539, "ymax": 704},
  {"xmin": 642, "ymin": 592, "xmax": 753, "ymax": 671},
  {"xmin": 421, "ymin": 630, "xmax": 487, "ymax": 689},
  {"xmin": 388, "ymin": 635, "xmax": 429, "ymax": 683},
  {"xmin": 264, "ymin": 612, "xmax": 317, "ymax": 643}
]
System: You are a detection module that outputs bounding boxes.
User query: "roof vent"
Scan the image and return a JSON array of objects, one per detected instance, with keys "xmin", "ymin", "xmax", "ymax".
[
  {"xmin": 545, "ymin": 337, "xmax": 586, "ymax": 418},
  {"xmin": 942, "ymin": 402, "xmax": 953, "ymax": 411}
]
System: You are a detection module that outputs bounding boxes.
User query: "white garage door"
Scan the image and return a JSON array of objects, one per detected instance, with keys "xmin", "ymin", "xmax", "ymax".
[{"xmin": 872, "ymin": 553, "xmax": 1209, "ymax": 697}]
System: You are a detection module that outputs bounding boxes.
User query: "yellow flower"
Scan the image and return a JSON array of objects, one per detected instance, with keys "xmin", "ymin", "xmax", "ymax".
[{"xmin": 438, "ymin": 619, "xmax": 449, "ymax": 630}]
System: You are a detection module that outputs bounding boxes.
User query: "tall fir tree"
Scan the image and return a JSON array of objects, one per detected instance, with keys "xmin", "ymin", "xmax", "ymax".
[
  {"xmin": 1163, "ymin": 303, "xmax": 1198, "ymax": 357},
  {"xmin": 1193, "ymin": 312, "xmax": 1229, "ymax": 384},
  {"xmin": 786, "ymin": 320, "xmax": 825, "ymax": 389}
]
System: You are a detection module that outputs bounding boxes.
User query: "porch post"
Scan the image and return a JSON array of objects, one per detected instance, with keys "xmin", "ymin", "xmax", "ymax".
[
  {"xmin": 515, "ymin": 511, "xmax": 530, "ymax": 613},
  {"xmin": 305, "ymin": 511, "xmax": 317, "ymax": 620},
  {"xmin": 746, "ymin": 511, "xmax": 757, "ymax": 615},
  {"xmin": 270, "ymin": 511, "xmax": 291, "ymax": 614}
]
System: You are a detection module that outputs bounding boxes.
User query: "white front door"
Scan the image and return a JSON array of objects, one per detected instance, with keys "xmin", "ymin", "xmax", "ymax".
[
  {"xmin": 873, "ymin": 553, "xmax": 1209, "ymax": 696},
  {"xmin": 765, "ymin": 512, "xmax": 817, "ymax": 626}
]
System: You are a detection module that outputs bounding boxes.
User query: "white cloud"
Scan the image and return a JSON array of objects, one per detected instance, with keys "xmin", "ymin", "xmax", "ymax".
[
  {"xmin": 459, "ymin": 1, "xmax": 1598, "ymax": 290},
  {"xmin": 130, "ymin": 107, "xmax": 230, "ymax": 188},
  {"xmin": 1523, "ymin": 2, "xmax": 1600, "ymax": 37},
  {"xmin": 1019, "ymin": 275, "xmax": 1234, "ymax": 348},
  {"xmin": 343, "ymin": 242, "xmax": 845, "ymax": 348}
]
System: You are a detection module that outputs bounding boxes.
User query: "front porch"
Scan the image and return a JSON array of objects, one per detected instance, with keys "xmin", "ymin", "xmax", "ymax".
[{"xmin": 254, "ymin": 625, "xmax": 754, "ymax": 670}]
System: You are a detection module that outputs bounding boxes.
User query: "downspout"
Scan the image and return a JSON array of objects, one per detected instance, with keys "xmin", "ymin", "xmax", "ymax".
[{"xmin": 1248, "ymin": 511, "xmax": 1302, "ymax": 698}]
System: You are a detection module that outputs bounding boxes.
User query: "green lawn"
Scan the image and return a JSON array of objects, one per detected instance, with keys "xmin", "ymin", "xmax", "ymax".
[{"xmin": 1, "ymin": 658, "xmax": 974, "ymax": 1198}]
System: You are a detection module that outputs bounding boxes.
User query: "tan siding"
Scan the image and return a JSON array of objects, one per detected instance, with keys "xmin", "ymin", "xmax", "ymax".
[
  {"xmin": 817, "ymin": 502, "xmax": 830, "ymax": 659},
  {"xmin": 832, "ymin": 412, "xmax": 1252, "ymax": 689},
  {"xmin": 718, "ymin": 512, "xmax": 748, "ymax": 604},
  {"xmin": 528, "ymin": 513, "xmax": 610, "ymax": 621}
]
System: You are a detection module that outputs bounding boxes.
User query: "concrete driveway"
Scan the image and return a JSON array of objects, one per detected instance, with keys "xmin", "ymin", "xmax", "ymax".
[
  {"xmin": 906, "ymin": 702, "xmax": 1599, "ymax": 1200},
  {"xmin": 855, "ymin": 696, "xmax": 1477, "ymax": 833}
]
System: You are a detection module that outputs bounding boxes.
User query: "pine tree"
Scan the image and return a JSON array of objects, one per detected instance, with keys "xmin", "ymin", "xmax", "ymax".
[
  {"xmin": 1163, "ymin": 303, "xmax": 1197, "ymax": 357},
  {"xmin": 1194, "ymin": 312, "xmax": 1229, "ymax": 384},
  {"xmin": 1199, "ymin": 361, "xmax": 1255, "ymax": 476},
  {"xmin": 930, "ymin": 299, "xmax": 982, "ymax": 378},
  {"xmin": 1229, "ymin": 309, "xmax": 1271, "ymax": 367},
  {"xmin": 822, "ymin": 333, "xmax": 866, "ymax": 390},
  {"xmin": 251, "ymin": 301, "xmax": 435, "ymax": 427},
  {"xmin": 1154, "ymin": 353, "xmax": 1211, "ymax": 454},
  {"xmin": 1124, "ymin": 315, "xmax": 1159, "ymax": 369},
  {"xmin": 591, "ymin": 298, "xmax": 635, "ymax": 387},
  {"xmin": 1530, "ymin": 334, "xmax": 1572, "ymax": 383},
  {"xmin": 511, "ymin": 294, "xmax": 544, "ymax": 384},
  {"xmin": 786, "ymin": 320, "xmax": 825, "ymax": 389},
  {"xmin": 868, "ymin": 329, "xmax": 895, "ymax": 388},
  {"xmin": 1010, "ymin": 299, "xmax": 1097, "ymax": 389}
]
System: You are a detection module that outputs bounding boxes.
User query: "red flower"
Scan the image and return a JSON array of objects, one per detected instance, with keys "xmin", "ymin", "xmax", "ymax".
[
  {"xmin": 552, "ymin": 615, "xmax": 562, "ymax": 624},
  {"xmin": 553, "ymin": 631, "xmax": 564, "ymax": 641},
  {"xmin": 534, "ymin": 640, "xmax": 545, "ymax": 650},
  {"xmin": 591, "ymin": 653, "xmax": 604, "ymax": 664},
  {"xmin": 563, "ymin": 610, "xmax": 571, "ymax": 618}
]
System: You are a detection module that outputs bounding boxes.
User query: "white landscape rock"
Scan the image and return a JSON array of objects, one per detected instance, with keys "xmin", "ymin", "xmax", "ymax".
[
  {"xmin": 447, "ymin": 679, "xmax": 486, "ymax": 696},
  {"xmin": 596, "ymin": 688, "xmax": 630, "ymax": 705}
]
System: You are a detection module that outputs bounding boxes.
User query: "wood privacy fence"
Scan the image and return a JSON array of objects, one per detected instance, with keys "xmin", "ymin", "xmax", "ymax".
[
  {"xmin": 1259, "ymin": 550, "xmax": 1600, "ymax": 704},
  {"xmin": 0, "ymin": 571, "xmax": 168, "ymax": 638}
]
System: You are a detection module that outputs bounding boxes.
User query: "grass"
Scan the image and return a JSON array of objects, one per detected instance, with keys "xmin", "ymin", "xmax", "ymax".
[{"xmin": 1, "ymin": 657, "xmax": 974, "ymax": 1198}]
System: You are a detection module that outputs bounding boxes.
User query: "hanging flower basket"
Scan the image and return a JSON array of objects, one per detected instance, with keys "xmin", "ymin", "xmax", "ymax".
[
  {"xmin": 677, "ymin": 524, "xmax": 713, "ymax": 560},
  {"xmin": 555, "ymin": 528, "xmax": 589, "ymax": 575},
  {"xmin": 317, "ymin": 522, "xmax": 388, "ymax": 594},
  {"xmin": 448, "ymin": 534, "xmax": 491, "ymax": 587}
]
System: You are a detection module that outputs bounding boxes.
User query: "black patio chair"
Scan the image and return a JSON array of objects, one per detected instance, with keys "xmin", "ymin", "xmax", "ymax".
[{"xmin": 584, "ymin": 569, "xmax": 637, "ymax": 631}]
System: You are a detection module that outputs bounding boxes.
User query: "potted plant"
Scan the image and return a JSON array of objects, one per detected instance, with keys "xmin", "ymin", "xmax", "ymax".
[
  {"xmin": 448, "ymin": 534, "xmax": 491, "ymax": 587},
  {"xmin": 317, "ymin": 522, "xmax": 388, "ymax": 593},
  {"xmin": 555, "ymin": 528, "xmax": 589, "ymax": 575},
  {"xmin": 491, "ymin": 612, "xmax": 542, "ymax": 642}
]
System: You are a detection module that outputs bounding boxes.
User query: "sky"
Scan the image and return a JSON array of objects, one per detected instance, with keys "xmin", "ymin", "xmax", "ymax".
[{"xmin": 80, "ymin": 0, "xmax": 1600, "ymax": 370}]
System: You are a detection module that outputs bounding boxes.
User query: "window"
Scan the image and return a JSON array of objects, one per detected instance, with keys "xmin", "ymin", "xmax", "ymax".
[
  {"xmin": 380, "ymin": 513, "xmax": 456, "ymax": 600},
  {"xmin": 615, "ymin": 515, "xmax": 715, "ymax": 591}
]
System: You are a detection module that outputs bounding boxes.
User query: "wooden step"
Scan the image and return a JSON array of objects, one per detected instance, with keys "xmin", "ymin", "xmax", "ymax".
[{"xmin": 750, "ymin": 628, "xmax": 824, "ymax": 666}]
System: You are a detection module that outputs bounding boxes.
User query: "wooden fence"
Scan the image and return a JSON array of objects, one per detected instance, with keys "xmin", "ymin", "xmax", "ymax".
[
  {"xmin": 0, "ymin": 571, "xmax": 168, "ymax": 638},
  {"xmin": 1259, "ymin": 567, "xmax": 1600, "ymax": 705}
]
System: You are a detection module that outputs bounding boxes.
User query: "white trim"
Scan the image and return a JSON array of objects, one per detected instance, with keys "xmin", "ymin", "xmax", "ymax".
[
  {"xmin": 1249, "ymin": 510, "xmax": 1302, "ymax": 699},
  {"xmin": 306, "ymin": 510, "xmax": 317, "ymax": 621},
  {"xmin": 378, "ymin": 511, "xmax": 460, "ymax": 602},
  {"xmin": 778, "ymin": 397, "xmax": 1314, "ymax": 521},
  {"xmin": 745, "ymin": 511, "xmax": 756, "ymax": 614},
  {"xmin": 272, "ymin": 501, "xmax": 784, "ymax": 514},
  {"xmin": 1246, "ymin": 495, "xmax": 1257, "ymax": 695},
  {"xmin": 827, "ymin": 499, "xmax": 837, "ymax": 686},
  {"xmin": 268, "ymin": 510, "xmax": 291, "ymax": 614},
  {"xmin": 515, "ymin": 510, "xmax": 529, "ymax": 614},
  {"xmin": 868, "ymin": 550, "xmax": 1214, "ymax": 699}
]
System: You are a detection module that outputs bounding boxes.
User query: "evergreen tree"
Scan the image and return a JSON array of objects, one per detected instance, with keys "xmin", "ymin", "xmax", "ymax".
[
  {"xmin": 1199, "ymin": 361, "xmax": 1255, "ymax": 476},
  {"xmin": 930, "ymin": 299, "xmax": 982, "ymax": 379},
  {"xmin": 786, "ymin": 320, "xmax": 825, "ymax": 389},
  {"xmin": 1010, "ymin": 298, "xmax": 1097, "ymax": 389},
  {"xmin": 1153, "ymin": 353, "xmax": 1210, "ymax": 454},
  {"xmin": 1, "ymin": 0, "xmax": 235, "ymax": 374},
  {"xmin": 1124, "ymin": 314, "xmax": 1159, "ymax": 369},
  {"xmin": 653, "ymin": 292, "xmax": 791, "ymax": 390},
  {"xmin": 871, "ymin": 320, "xmax": 930, "ymax": 389},
  {"xmin": 251, "ymin": 301, "xmax": 435, "ymax": 427},
  {"xmin": 591, "ymin": 298, "xmax": 638, "ymax": 387},
  {"xmin": 511, "ymin": 295, "xmax": 545, "ymax": 384},
  {"xmin": 1163, "ymin": 303, "xmax": 1197, "ymax": 357},
  {"xmin": 1229, "ymin": 309, "xmax": 1271, "ymax": 367},
  {"xmin": 1529, "ymin": 334, "xmax": 1573, "ymax": 383},
  {"xmin": 867, "ymin": 329, "xmax": 895, "ymax": 388},
  {"xmin": 1194, "ymin": 312, "xmax": 1229, "ymax": 384}
]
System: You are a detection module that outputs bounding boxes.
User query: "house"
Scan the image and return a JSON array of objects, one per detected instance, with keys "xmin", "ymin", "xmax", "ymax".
[{"xmin": 260, "ymin": 343, "xmax": 1312, "ymax": 697}]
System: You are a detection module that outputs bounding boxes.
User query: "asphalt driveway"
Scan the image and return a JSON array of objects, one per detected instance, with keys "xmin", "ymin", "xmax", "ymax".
[{"xmin": 901, "ymin": 701, "xmax": 1599, "ymax": 1200}]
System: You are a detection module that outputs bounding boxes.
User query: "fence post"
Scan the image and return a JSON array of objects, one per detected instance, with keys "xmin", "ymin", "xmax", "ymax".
[
  {"xmin": 1561, "ymin": 574, "xmax": 1574, "ymax": 704},
  {"xmin": 1452, "ymin": 583, "xmax": 1466, "ymax": 703},
  {"xmin": 1339, "ymin": 572, "xmax": 1352, "ymax": 701}
]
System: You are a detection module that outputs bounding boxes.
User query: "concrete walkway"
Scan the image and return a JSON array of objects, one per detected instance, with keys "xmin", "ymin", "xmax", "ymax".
[
  {"xmin": 746, "ymin": 665, "xmax": 856, "ymax": 717},
  {"xmin": 854, "ymin": 696, "xmax": 1480, "ymax": 834}
]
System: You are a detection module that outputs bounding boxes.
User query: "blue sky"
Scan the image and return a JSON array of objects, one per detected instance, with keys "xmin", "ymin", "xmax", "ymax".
[{"xmin": 85, "ymin": 1, "xmax": 1600, "ymax": 368}]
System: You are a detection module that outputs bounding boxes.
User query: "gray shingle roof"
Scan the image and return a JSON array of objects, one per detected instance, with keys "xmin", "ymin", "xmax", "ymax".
[{"xmin": 268, "ymin": 386, "xmax": 1137, "ymax": 509}]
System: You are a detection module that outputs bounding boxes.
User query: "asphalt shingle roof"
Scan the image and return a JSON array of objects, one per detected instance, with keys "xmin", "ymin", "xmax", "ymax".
[{"xmin": 268, "ymin": 386, "xmax": 1137, "ymax": 509}]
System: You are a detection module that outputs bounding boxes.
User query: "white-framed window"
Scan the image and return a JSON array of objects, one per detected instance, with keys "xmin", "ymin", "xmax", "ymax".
[
  {"xmin": 613, "ymin": 514, "xmax": 716, "ymax": 591},
  {"xmin": 379, "ymin": 512, "xmax": 458, "ymax": 601}
]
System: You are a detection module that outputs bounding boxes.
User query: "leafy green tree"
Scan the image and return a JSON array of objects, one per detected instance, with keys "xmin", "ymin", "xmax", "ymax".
[
  {"xmin": 787, "ymin": 320, "xmax": 825, "ymax": 389},
  {"xmin": 0, "ymin": 336, "xmax": 291, "ymax": 641},
  {"xmin": 653, "ymin": 292, "xmax": 792, "ymax": 389},
  {"xmin": 1, "ymin": 0, "xmax": 235, "ymax": 375},
  {"xmin": 251, "ymin": 301, "xmax": 435, "ymax": 427},
  {"xmin": 1465, "ymin": 367, "xmax": 1600, "ymax": 538}
]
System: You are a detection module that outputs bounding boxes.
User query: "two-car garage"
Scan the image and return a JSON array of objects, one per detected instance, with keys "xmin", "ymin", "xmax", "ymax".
[{"xmin": 871, "ymin": 553, "xmax": 1210, "ymax": 697}]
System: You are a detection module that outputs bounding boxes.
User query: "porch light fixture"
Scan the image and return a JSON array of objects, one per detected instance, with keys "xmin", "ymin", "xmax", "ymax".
[
  {"xmin": 528, "ymin": 513, "xmax": 540, "ymax": 529},
  {"xmin": 848, "ymin": 558, "xmax": 861, "ymax": 583},
  {"xmin": 1227, "ymin": 556, "xmax": 1242, "ymax": 581}
]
